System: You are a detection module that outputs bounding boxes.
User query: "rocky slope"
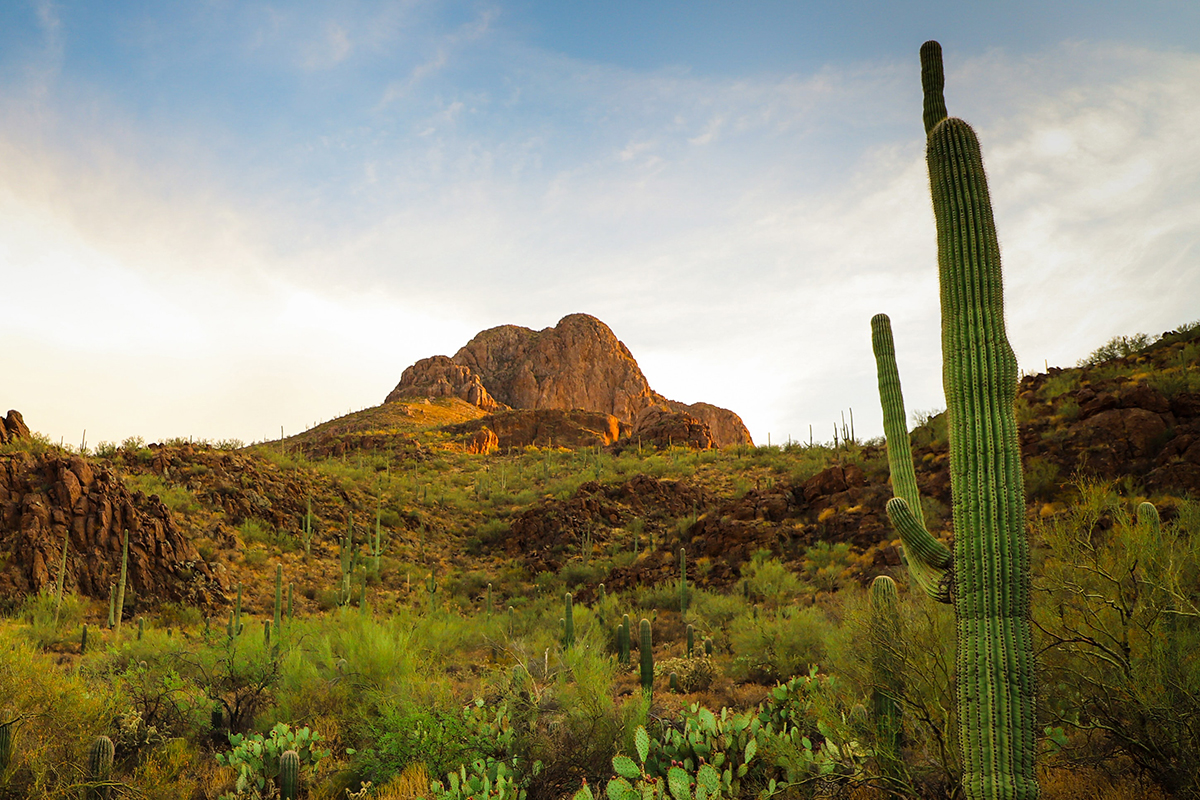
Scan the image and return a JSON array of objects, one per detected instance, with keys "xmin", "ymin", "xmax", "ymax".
[
  {"xmin": 386, "ymin": 314, "xmax": 753, "ymax": 448},
  {"xmin": 0, "ymin": 437, "xmax": 222, "ymax": 607}
]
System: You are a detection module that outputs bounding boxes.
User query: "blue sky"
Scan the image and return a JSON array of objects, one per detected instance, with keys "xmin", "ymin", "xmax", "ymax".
[{"xmin": 2, "ymin": 1, "xmax": 1198, "ymax": 447}]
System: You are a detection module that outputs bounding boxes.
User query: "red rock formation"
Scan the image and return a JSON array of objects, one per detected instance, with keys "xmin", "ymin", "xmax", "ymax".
[
  {"xmin": 385, "ymin": 314, "xmax": 753, "ymax": 447},
  {"xmin": 385, "ymin": 355, "xmax": 501, "ymax": 411}
]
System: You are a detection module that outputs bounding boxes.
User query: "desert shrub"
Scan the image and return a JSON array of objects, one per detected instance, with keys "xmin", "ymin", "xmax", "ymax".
[
  {"xmin": 19, "ymin": 588, "xmax": 84, "ymax": 648},
  {"xmin": 0, "ymin": 631, "xmax": 122, "ymax": 795},
  {"xmin": 1034, "ymin": 487, "xmax": 1200, "ymax": 797},
  {"xmin": 1079, "ymin": 332, "xmax": 1157, "ymax": 366},
  {"xmin": 729, "ymin": 604, "xmax": 830, "ymax": 683},
  {"xmin": 800, "ymin": 542, "xmax": 854, "ymax": 594},
  {"xmin": 741, "ymin": 554, "xmax": 808, "ymax": 606},
  {"xmin": 123, "ymin": 472, "xmax": 202, "ymax": 516}
]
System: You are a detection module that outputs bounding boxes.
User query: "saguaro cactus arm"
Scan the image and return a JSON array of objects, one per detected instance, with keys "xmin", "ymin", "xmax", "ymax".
[{"xmin": 872, "ymin": 314, "xmax": 954, "ymax": 603}]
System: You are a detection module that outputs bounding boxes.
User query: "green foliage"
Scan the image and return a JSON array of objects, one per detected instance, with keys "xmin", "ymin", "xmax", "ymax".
[
  {"xmin": 216, "ymin": 722, "xmax": 329, "ymax": 798},
  {"xmin": 1035, "ymin": 487, "xmax": 1200, "ymax": 797},
  {"xmin": 729, "ymin": 604, "xmax": 829, "ymax": 684},
  {"xmin": 1079, "ymin": 331, "xmax": 1158, "ymax": 366},
  {"xmin": 361, "ymin": 699, "xmax": 513, "ymax": 790}
]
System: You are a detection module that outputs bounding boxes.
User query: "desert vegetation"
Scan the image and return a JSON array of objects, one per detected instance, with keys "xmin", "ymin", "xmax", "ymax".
[{"xmin": 1, "ymin": 40, "xmax": 1198, "ymax": 800}]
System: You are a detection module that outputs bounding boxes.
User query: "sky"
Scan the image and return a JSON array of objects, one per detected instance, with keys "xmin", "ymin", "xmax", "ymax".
[{"xmin": 1, "ymin": 1, "xmax": 1199, "ymax": 449}]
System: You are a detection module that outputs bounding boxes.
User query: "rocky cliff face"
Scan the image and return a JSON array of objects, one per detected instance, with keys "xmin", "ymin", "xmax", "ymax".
[
  {"xmin": 386, "ymin": 314, "xmax": 753, "ymax": 447},
  {"xmin": 0, "ymin": 446, "xmax": 221, "ymax": 605}
]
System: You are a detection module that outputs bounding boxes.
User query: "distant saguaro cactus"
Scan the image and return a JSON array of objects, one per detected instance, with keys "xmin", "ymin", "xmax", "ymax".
[{"xmin": 639, "ymin": 619, "xmax": 654, "ymax": 694}]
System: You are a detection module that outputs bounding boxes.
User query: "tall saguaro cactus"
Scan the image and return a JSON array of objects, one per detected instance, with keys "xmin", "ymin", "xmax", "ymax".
[{"xmin": 870, "ymin": 41, "xmax": 1037, "ymax": 800}]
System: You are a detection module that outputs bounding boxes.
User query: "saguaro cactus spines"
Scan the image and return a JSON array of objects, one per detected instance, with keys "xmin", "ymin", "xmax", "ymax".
[
  {"xmin": 639, "ymin": 618, "xmax": 654, "ymax": 694},
  {"xmin": 870, "ymin": 41, "xmax": 1037, "ymax": 800},
  {"xmin": 280, "ymin": 749, "xmax": 301, "ymax": 800},
  {"xmin": 87, "ymin": 734, "xmax": 115, "ymax": 800}
]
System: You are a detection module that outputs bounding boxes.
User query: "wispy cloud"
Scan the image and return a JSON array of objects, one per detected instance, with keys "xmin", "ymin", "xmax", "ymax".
[{"xmin": 0, "ymin": 17, "xmax": 1197, "ymax": 447}]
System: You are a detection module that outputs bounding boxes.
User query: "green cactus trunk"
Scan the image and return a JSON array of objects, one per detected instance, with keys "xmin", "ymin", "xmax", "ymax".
[
  {"xmin": 686, "ymin": 624, "xmax": 695, "ymax": 658},
  {"xmin": 486, "ymin": 582, "xmax": 493, "ymax": 617},
  {"xmin": 0, "ymin": 719, "xmax": 12, "ymax": 773},
  {"xmin": 114, "ymin": 529, "xmax": 128, "ymax": 635},
  {"xmin": 53, "ymin": 531, "xmax": 70, "ymax": 626},
  {"xmin": 619, "ymin": 614, "xmax": 631, "ymax": 665},
  {"xmin": 80, "ymin": 624, "xmax": 88, "ymax": 655},
  {"xmin": 137, "ymin": 617, "xmax": 144, "ymax": 640},
  {"xmin": 274, "ymin": 564, "xmax": 283, "ymax": 643},
  {"xmin": 679, "ymin": 547, "xmax": 688, "ymax": 615},
  {"xmin": 87, "ymin": 735, "xmax": 115, "ymax": 800},
  {"xmin": 639, "ymin": 618, "xmax": 654, "ymax": 694},
  {"xmin": 869, "ymin": 41, "xmax": 1037, "ymax": 800},
  {"xmin": 564, "ymin": 592, "xmax": 575, "ymax": 648},
  {"xmin": 869, "ymin": 576, "xmax": 906, "ymax": 785},
  {"xmin": 280, "ymin": 749, "xmax": 300, "ymax": 800}
]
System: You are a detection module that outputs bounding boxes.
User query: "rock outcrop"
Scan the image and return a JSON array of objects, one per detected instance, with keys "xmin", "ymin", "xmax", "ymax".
[
  {"xmin": 386, "ymin": 314, "xmax": 753, "ymax": 447},
  {"xmin": 628, "ymin": 406, "xmax": 716, "ymax": 450},
  {"xmin": 0, "ymin": 410, "xmax": 30, "ymax": 444},
  {"xmin": 0, "ymin": 448, "xmax": 221, "ymax": 605},
  {"xmin": 385, "ymin": 356, "xmax": 501, "ymax": 411},
  {"xmin": 446, "ymin": 409, "xmax": 627, "ymax": 450}
]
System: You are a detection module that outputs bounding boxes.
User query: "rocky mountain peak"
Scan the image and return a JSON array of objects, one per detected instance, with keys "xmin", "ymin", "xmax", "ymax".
[{"xmin": 386, "ymin": 314, "xmax": 753, "ymax": 447}]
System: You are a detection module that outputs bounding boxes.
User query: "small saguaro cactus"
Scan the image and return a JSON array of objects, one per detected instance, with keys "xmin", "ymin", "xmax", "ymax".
[
  {"xmin": 598, "ymin": 582, "xmax": 606, "ymax": 605},
  {"xmin": 679, "ymin": 547, "xmax": 688, "ymax": 615},
  {"xmin": 1138, "ymin": 501, "xmax": 1161, "ymax": 538},
  {"xmin": 669, "ymin": 672, "xmax": 680, "ymax": 693},
  {"xmin": 564, "ymin": 592, "xmax": 575, "ymax": 648},
  {"xmin": 0, "ymin": 718, "xmax": 13, "ymax": 773},
  {"xmin": 86, "ymin": 734, "xmax": 115, "ymax": 800},
  {"xmin": 639, "ymin": 618, "xmax": 654, "ymax": 694},
  {"xmin": 618, "ymin": 614, "xmax": 631, "ymax": 665},
  {"xmin": 869, "ymin": 40, "xmax": 1037, "ymax": 800},
  {"xmin": 114, "ymin": 529, "xmax": 129, "ymax": 635},
  {"xmin": 80, "ymin": 624, "xmax": 88, "ymax": 655},
  {"xmin": 704, "ymin": 637, "xmax": 713, "ymax": 657},
  {"xmin": 486, "ymin": 583, "xmax": 493, "ymax": 617},
  {"xmin": 869, "ymin": 575, "xmax": 905, "ymax": 784},
  {"xmin": 280, "ymin": 748, "xmax": 301, "ymax": 800},
  {"xmin": 107, "ymin": 584, "xmax": 116, "ymax": 629},
  {"xmin": 274, "ymin": 564, "xmax": 284, "ymax": 642},
  {"xmin": 686, "ymin": 624, "xmax": 695, "ymax": 658},
  {"xmin": 137, "ymin": 617, "xmax": 145, "ymax": 641}
]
